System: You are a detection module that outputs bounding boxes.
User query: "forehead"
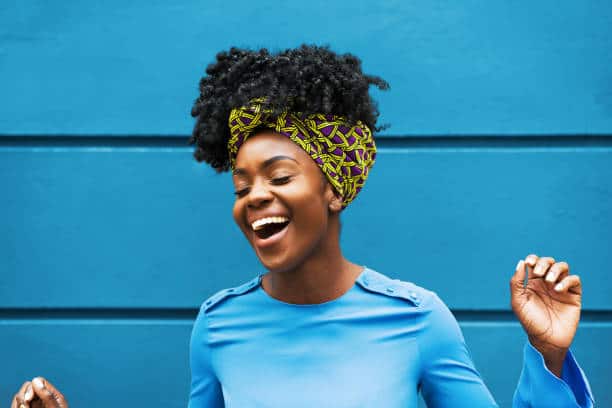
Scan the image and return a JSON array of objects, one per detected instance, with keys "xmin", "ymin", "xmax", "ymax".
[{"xmin": 234, "ymin": 130, "xmax": 309, "ymax": 166}]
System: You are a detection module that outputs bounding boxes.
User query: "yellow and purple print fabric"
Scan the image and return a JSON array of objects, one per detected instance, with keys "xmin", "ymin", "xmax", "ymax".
[{"xmin": 228, "ymin": 99, "xmax": 376, "ymax": 208}]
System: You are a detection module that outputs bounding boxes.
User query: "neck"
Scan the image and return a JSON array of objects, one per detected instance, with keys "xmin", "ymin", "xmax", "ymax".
[{"xmin": 261, "ymin": 217, "xmax": 363, "ymax": 304}]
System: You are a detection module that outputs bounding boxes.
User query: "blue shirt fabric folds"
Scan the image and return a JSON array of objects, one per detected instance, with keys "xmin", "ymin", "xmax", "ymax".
[{"xmin": 188, "ymin": 267, "xmax": 593, "ymax": 407}]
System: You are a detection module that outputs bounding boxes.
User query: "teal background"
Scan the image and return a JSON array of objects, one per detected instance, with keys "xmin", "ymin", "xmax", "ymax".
[{"xmin": 1, "ymin": 1, "xmax": 611, "ymax": 406}]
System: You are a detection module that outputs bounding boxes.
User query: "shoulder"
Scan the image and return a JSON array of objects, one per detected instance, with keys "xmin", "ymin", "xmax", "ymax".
[
  {"xmin": 360, "ymin": 269, "xmax": 465, "ymax": 346},
  {"xmin": 191, "ymin": 276, "xmax": 260, "ymax": 341},
  {"xmin": 199, "ymin": 274, "xmax": 262, "ymax": 314},
  {"xmin": 358, "ymin": 267, "xmax": 458, "ymax": 328},
  {"xmin": 357, "ymin": 267, "xmax": 439, "ymax": 308}
]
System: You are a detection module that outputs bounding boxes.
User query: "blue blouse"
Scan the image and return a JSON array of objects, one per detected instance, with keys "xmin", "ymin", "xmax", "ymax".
[{"xmin": 189, "ymin": 267, "xmax": 593, "ymax": 407}]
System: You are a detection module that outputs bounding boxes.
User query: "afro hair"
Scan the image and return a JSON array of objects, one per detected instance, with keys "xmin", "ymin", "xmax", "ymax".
[{"xmin": 189, "ymin": 44, "xmax": 390, "ymax": 172}]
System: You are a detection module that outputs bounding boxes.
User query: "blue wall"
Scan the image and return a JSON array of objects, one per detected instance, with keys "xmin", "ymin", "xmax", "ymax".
[{"xmin": 1, "ymin": 1, "xmax": 611, "ymax": 406}]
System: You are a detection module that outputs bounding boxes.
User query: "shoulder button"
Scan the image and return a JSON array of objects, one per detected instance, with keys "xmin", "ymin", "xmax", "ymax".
[
  {"xmin": 358, "ymin": 269, "xmax": 421, "ymax": 307},
  {"xmin": 203, "ymin": 275, "xmax": 261, "ymax": 313}
]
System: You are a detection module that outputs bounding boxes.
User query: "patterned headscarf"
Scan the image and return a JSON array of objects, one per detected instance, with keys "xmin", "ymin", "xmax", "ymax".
[{"xmin": 228, "ymin": 98, "xmax": 376, "ymax": 208}]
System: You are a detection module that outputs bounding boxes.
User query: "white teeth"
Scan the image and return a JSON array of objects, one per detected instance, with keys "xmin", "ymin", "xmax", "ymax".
[{"xmin": 251, "ymin": 216, "xmax": 289, "ymax": 231}]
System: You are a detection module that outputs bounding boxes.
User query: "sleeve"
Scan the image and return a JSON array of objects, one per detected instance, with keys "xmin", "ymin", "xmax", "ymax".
[
  {"xmin": 512, "ymin": 341, "xmax": 594, "ymax": 408},
  {"xmin": 188, "ymin": 306, "xmax": 225, "ymax": 408},
  {"xmin": 418, "ymin": 293, "xmax": 498, "ymax": 407},
  {"xmin": 417, "ymin": 292, "xmax": 595, "ymax": 408}
]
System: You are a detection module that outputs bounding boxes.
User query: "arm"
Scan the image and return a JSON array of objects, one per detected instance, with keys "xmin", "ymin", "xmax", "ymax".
[
  {"xmin": 513, "ymin": 341, "xmax": 593, "ymax": 408},
  {"xmin": 418, "ymin": 292, "xmax": 498, "ymax": 407},
  {"xmin": 419, "ymin": 254, "xmax": 595, "ymax": 408},
  {"xmin": 188, "ymin": 306, "xmax": 224, "ymax": 408},
  {"xmin": 510, "ymin": 254, "xmax": 594, "ymax": 407}
]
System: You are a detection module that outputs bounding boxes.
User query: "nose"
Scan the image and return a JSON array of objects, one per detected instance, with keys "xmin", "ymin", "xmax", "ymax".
[{"xmin": 247, "ymin": 180, "xmax": 273, "ymax": 208}]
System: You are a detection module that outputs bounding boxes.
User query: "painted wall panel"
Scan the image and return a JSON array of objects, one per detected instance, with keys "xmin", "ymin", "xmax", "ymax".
[
  {"xmin": 2, "ymin": 146, "xmax": 611, "ymax": 309},
  {"xmin": 1, "ymin": 1, "xmax": 612, "ymax": 135},
  {"xmin": 0, "ymin": 321, "xmax": 191, "ymax": 407},
  {"xmin": 0, "ymin": 321, "xmax": 608, "ymax": 407},
  {"xmin": 2, "ymin": 1, "xmax": 610, "ymax": 405}
]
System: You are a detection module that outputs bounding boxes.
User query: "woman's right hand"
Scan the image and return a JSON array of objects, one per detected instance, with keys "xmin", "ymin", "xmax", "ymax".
[{"xmin": 10, "ymin": 377, "xmax": 68, "ymax": 408}]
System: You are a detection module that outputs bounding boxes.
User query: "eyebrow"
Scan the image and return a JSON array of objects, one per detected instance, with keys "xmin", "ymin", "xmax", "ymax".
[{"xmin": 233, "ymin": 155, "xmax": 298, "ymax": 176}]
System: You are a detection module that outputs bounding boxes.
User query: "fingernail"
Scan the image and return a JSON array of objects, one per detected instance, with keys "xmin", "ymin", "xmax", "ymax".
[
  {"xmin": 24, "ymin": 385, "xmax": 33, "ymax": 400},
  {"xmin": 555, "ymin": 283, "xmax": 563, "ymax": 291},
  {"xmin": 32, "ymin": 378, "xmax": 44, "ymax": 389},
  {"xmin": 533, "ymin": 265, "xmax": 543, "ymax": 276},
  {"xmin": 546, "ymin": 273, "xmax": 556, "ymax": 282},
  {"xmin": 516, "ymin": 260, "xmax": 523, "ymax": 270}
]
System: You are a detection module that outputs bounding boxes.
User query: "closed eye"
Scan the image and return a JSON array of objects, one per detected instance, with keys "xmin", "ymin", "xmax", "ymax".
[
  {"xmin": 271, "ymin": 176, "xmax": 292, "ymax": 185},
  {"xmin": 234, "ymin": 187, "xmax": 249, "ymax": 197},
  {"xmin": 233, "ymin": 176, "xmax": 292, "ymax": 198}
]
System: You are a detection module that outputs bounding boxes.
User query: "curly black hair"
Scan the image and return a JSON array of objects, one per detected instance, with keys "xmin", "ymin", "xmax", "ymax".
[{"xmin": 189, "ymin": 44, "xmax": 390, "ymax": 172}]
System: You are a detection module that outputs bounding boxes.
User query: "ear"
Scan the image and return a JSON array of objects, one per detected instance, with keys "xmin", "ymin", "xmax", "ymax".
[
  {"xmin": 326, "ymin": 186, "xmax": 343, "ymax": 213},
  {"xmin": 329, "ymin": 196, "xmax": 343, "ymax": 212}
]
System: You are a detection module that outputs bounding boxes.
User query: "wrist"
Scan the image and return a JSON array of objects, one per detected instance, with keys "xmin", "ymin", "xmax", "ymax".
[{"xmin": 528, "ymin": 336, "xmax": 568, "ymax": 378}]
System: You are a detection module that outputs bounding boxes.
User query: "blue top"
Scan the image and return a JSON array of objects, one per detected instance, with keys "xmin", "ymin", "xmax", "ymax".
[{"xmin": 189, "ymin": 267, "xmax": 594, "ymax": 407}]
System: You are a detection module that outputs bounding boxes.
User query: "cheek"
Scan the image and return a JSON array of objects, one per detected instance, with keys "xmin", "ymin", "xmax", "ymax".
[
  {"xmin": 232, "ymin": 201, "xmax": 247, "ymax": 235},
  {"xmin": 287, "ymin": 189, "xmax": 329, "ymax": 232},
  {"xmin": 232, "ymin": 201, "xmax": 239, "ymax": 224},
  {"xmin": 286, "ymin": 175, "xmax": 327, "ymax": 206}
]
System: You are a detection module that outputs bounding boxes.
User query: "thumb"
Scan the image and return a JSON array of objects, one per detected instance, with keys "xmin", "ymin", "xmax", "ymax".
[
  {"xmin": 511, "ymin": 259, "xmax": 526, "ymax": 283},
  {"xmin": 31, "ymin": 378, "xmax": 68, "ymax": 408},
  {"xmin": 510, "ymin": 260, "xmax": 527, "ymax": 298}
]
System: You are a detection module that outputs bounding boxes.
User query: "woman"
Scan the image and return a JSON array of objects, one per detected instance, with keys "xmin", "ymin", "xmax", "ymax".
[{"xmin": 11, "ymin": 45, "xmax": 593, "ymax": 408}]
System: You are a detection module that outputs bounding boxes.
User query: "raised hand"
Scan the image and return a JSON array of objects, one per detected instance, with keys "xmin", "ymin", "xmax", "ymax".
[
  {"xmin": 10, "ymin": 377, "xmax": 68, "ymax": 408},
  {"xmin": 510, "ymin": 254, "xmax": 582, "ymax": 377}
]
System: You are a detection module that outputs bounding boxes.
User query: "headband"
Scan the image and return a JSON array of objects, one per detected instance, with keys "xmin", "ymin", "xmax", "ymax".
[{"xmin": 228, "ymin": 98, "xmax": 376, "ymax": 208}]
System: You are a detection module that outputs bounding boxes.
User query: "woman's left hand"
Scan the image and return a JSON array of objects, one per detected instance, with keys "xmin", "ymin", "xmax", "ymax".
[{"xmin": 510, "ymin": 254, "xmax": 582, "ymax": 377}]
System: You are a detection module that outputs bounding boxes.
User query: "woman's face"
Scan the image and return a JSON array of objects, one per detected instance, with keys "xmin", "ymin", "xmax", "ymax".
[{"xmin": 232, "ymin": 130, "xmax": 340, "ymax": 273}]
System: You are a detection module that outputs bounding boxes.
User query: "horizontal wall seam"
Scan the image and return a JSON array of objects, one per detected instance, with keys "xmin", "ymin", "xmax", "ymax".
[
  {"xmin": 452, "ymin": 310, "xmax": 612, "ymax": 323},
  {"xmin": 0, "ymin": 308, "xmax": 610, "ymax": 322},
  {"xmin": 0, "ymin": 308, "xmax": 198, "ymax": 320},
  {"xmin": 1, "ymin": 135, "xmax": 612, "ymax": 149}
]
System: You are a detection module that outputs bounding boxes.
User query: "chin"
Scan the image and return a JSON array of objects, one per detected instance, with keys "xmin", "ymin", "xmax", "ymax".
[
  {"xmin": 255, "ymin": 247, "xmax": 307, "ymax": 274},
  {"xmin": 257, "ymin": 254, "xmax": 293, "ymax": 274}
]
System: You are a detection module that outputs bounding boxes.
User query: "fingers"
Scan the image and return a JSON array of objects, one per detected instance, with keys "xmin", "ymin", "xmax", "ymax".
[
  {"xmin": 545, "ymin": 261, "xmax": 569, "ymax": 285},
  {"xmin": 31, "ymin": 377, "xmax": 68, "ymax": 408},
  {"xmin": 523, "ymin": 254, "xmax": 564, "ymax": 282},
  {"xmin": 512, "ymin": 254, "xmax": 548, "ymax": 284},
  {"xmin": 11, "ymin": 378, "xmax": 69, "ymax": 408},
  {"xmin": 12, "ymin": 381, "xmax": 32, "ymax": 408},
  {"xmin": 41, "ymin": 379, "xmax": 69, "ymax": 408},
  {"xmin": 531, "ymin": 256, "xmax": 555, "ymax": 278},
  {"xmin": 524, "ymin": 254, "xmax": 540, "ymax": 269},
  {"xmin": 554, "ymin": 274, "xmax": 582, "ymax": 295},
  {"xmin": 518, "ymin": 254, "xmax": 580, "ymax": 293},
  {"xmin": 24, "ymin": 383, "xmax": 34, "ymax": 403}
]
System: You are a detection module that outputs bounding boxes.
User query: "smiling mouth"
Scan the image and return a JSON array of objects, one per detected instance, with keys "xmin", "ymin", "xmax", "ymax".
[{"xmin": 253, "ymin": 221, "xmax": 290, "ymax": 240}]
